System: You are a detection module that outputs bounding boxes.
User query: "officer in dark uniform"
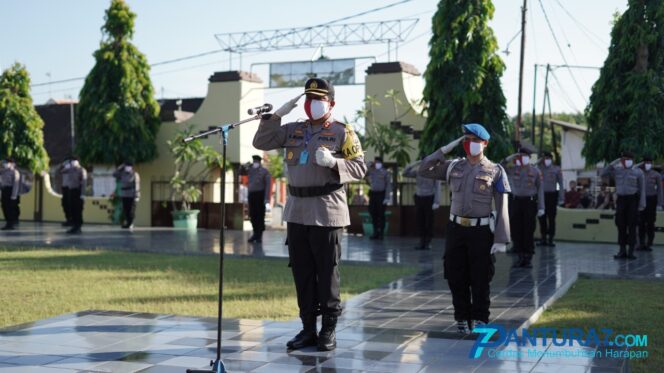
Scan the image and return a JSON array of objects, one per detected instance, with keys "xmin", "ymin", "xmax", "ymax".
[
  {"xmin": 113, "ymin": 161, "xmax": 141, "ymax": 229},
  {"xmin": 247, "ymin": 155, "xmax": 272, "ymax": 243},
  {"xmin": 419, "ymin": 124, "xmax": 511, "ymax": 334},
  {"xmin": 403, "ymin": 158, "xmax": 441, "ymax": 250},
  {"xmin": 66, "ymin": 157, "xmax": 87, "ymax": 234},
  {"xmin": 365, "ymin": 156, "xmax": 392, "ymax": 239},
  {"xmin": 637, "ymin": 155, "xmax": 662, "ymax": 251},
  {"xmin": 253, "ymin": 78, "xmax": 367, "ymax": 351},
  {"xmin": 537, "ymin": 152, "xmax": 564, "ymax": 246},
  {"xmin": 502, "ymin": 148, "xmax": 544, "ymax": 268},
  {"xmin": 0, "ymin": 158, "xmax": 20, "ymax": 230},
  {"xmin": 59, "ymin": 157, "xmax": 73, "ymax": 227},
  {"xmin": 601, "ymin": 151, "xmax": 645, "ymax": 259}
]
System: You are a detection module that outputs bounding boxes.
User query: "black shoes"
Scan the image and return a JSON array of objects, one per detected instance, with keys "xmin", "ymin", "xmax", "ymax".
[
  {"xmin": 66, "ymin": 226, "xmax": 82, "ymax": 234},
  {"xmin": 287, "ymin": 315, "xmax": 318, "ymax": 350},
  {"xmin": 317, "ymin": 315, "xmax": 337, "ymax": 351},
  {"xmin": 1, "ymin": 225, "xmax": 15, "ymax": 231},
  {"xmin": 248, "ymin": 232, "xmax": 262, "ymax": 243}
]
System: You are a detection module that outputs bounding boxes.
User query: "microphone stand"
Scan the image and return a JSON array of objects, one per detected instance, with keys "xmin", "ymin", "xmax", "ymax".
[{"xmin": 184, "ymin": 113, "xmax": 262, "ymax": 373}]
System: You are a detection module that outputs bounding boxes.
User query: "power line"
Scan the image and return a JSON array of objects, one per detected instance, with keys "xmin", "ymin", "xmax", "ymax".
[
  {"xmin": 537, "ymin": 0, "xmax": 587, "ymax": 105},
  {"xmin": 549, "ymin": 69, "xmax": 581, "ymax": 112},
  {"xmin": 554, "ymin": 0, "xmax": 609, "ymax": 50}
]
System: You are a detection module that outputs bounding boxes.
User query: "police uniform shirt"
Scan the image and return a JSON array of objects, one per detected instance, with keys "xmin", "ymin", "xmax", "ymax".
[
  {"xmin": 0, "ymin": 168, "xmax": 20, "ymax": 198},
  {"xmin": 601, "ymin": 164, "xmax": 645, "ymax": 207},
  {"xmin": 253, "ymin": 115, "xmax": 367, "ymax": 227},
  {"xmin": 366, "ymin": 167, "xmax": 392, "ymax": 194},
  {"xmin": 113, "ymin": 169, "xmax": 141, "ymax": 199},
  {"xmin": 504, "ymin": 163, "xmax": 545, "ymax": 211},
  {"xmin": 403, "ymin": 163, "xmax": 441, "ymax": 203},
  {"xmin": 63, "ymin": 166, "xmax": 87, "ymax": 191},
  {"xmin": 643, "ymin": 169, "xmax": 663, "ymax": 205},
  {"xmin": 60, "ymin": 165, "xmax": 73, "ymax": 189},
  {"xmin": 538, "ymin": 163, "xmax": 564, "ymax": 202},
  {"xmin": 418, "ymin": 150, "xmax": 511, "ymax": 244}
]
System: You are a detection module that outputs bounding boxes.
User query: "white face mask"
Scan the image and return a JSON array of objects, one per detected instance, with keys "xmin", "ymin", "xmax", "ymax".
[
  {"xmin": 515, "ymin": 159, "xmax": 522, "ymax": 167},
  {"xmin": 375, "ymin": 162, "xmax": 383, "ymax": 170},
  {"xmin": 521, "ymin": 155, "xmax": 530, "ymax": 165},
  {"xmin": 252, "ymin": 162, "xmax": 260, "ymax": 169},
  {"xmin": 624, "ymin": 160, "xmax": 633, "ymax": 168},
  {"xmin": 71, "ymin": 160, "xmax": 79, "ymax": 168},
  {"xmin": 469, "ymin": 142, "xmax": 483, "ymax": 156},
  {"xmin": 125, "ymin": 166, "xmax": 133, "ymax": 172},
  {"xmin": 308, "ymin": 99, "xmax": 330, "ymax": 120},
  {"xmin": 544, "ymin": 159, "xmax": 552, "ymax": 167},
  {"xmin": 645, "ymin": 163, "xmax": 652, "ymax": 171},
  {"xmin": 64, "ymin": 162, "xmax": 71, "ymax": 169}
]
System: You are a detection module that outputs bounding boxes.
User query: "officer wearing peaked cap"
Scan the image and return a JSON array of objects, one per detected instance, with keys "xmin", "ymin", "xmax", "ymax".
[
  {"xmin": 247, "ymin": 155, "xmax": 272, "ymax": 243},
  {"xmin": 537, "ymin": 151, "xmax": 564, "ymax": 247},
  {"xmin": 419, "ymin": 123, "xmax": 511, "ymax": 335},
  {"xmin": 602, "ymin": 151, "xmax": 645, "ymax": 259},
  {"xmin": 253, "ymin": 78, "xmax": 367, "ymax": 351},
  {"xmin": 637, "ymin": 155, "xmax": 661, "ymax": 251}
]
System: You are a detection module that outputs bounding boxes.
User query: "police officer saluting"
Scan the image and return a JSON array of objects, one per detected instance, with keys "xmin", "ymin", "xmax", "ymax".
[
  {"xmin": 419, "ymin": 124, "xmax": 510, "ymax": 334},
  {"xmin": 253, "ymin": 78, "xmax": 367, "ymax": 351},
  {"xmin": 403, "ymin": 158, "xmax": 441, "ymax": 250},
  {"xmin": 365, "ymin": 156, "xmax": 392, "ymax": 239},
  {"xmin": 247, "ymin": 155, "xmax": 272, "ymax": 243},
  {"xmin": 502, "ymin": 148, "xmax": 544, "ymax": 268},
  {"xmin": 537, "ymin": 152, "xmax": 564, "ymax": 246},
  {"xmin": 637, "ymin": 155, "xmax": 661, "ymax": 251},
  {"xmin": 0, "ymin": 158, "xmax": 20, "ymax": 230},
  {"xmin": 113, "ymin": 161, "xmax": 140, "ymax": 229},
  {"xmin": 65, "ymin": 157, "xmax": 87, "ymax": 234},
  {"xmin": 602, "ymin": 151, "xmax": 645, "ymax": 259}
]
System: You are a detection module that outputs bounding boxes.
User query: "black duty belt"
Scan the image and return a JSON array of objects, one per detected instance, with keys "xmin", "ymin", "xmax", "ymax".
[
  {"xmin": 513, "ymin": 195, "xmax": 537, "ymax": 201},
  {"xmin": 288, "ymin": 184, "xmax": 343, "ymax": 198}
]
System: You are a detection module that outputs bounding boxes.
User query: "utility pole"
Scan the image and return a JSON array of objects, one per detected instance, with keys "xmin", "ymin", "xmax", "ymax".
[{"xmin": 515, "ymin": 0, "xmax": 528, "ymax": 146}]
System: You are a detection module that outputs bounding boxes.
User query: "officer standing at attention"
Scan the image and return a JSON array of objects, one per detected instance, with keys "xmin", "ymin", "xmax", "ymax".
[
  {"xmin": 0, "ymin": 158, "xmax": 20, "ymax": 230},
  {"xmin": 113, "ymin": 161, "xmax": 140, "ymax": 229},
  {"xmin": 502, "ymin": 148, "xmax": 544, "ymax": 268},
  {"xmin": 537, "ymin": 152, "xmax": 564, "ymax": 247},
  {"xmin": 637, "ymin": 155, "xmax": 661, "ymax": 251},
  {"xmin": 403, "ymin": 158, "xmax": 441, "ymax": 250},
  {"xmin": 419, "ymin": 124, "xmax": 511, "ymax": 334},
  {"xmin": 59, "ymin": 157, "xmax": 73, "ymax": 227},
  {"xmin": 601, "ymin": 151, "xmax": 645, "ymax": 259},
  {"xmin": 65, "ymin": 157, "xmax": 87, "ymax": 234},
  {"xmin": 247, "ymin": 155, "xmax": 272, "ymax": 243},
  {"xmin": 365, "ymin": 156, "xmax": 392, "ymax": 239},
  {"xmin": 253, "ymin": 78, "xmax": 367, "ymax": 351}
]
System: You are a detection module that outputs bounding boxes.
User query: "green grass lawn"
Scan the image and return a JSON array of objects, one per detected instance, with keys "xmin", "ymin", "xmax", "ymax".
[
  {"xmin": 0, "ymin": 247, "xmax": 418, "ymax": 328},
  {"xmin": 533, "ymin": 277, "xmax": 664, "ymax": 373}
]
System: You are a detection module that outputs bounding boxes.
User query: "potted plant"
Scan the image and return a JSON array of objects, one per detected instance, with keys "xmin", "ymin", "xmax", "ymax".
[{"xmin": 167, "ymin": 127, "xmax": 225, "ymax": 229}]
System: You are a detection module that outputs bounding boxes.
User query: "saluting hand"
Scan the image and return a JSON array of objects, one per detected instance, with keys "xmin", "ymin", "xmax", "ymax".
[
  {"xmin": 440, "ymin": 136, "xmax": 465, "ymax": 154},
  {"xmin": 274, "ymin": 94, "xmax": 304, "ymax": 118},
  {"xmin": 315, "ymin": 147, "xmax": 336, "ymax": 168}
]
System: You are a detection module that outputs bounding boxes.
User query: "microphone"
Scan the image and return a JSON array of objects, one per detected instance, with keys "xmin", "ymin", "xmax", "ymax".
[{"xmin": 247, "ymin": 103, "xmax": 273, "ymax": 115}]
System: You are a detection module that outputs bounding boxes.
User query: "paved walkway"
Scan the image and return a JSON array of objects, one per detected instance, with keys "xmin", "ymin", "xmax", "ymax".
[{"xmin": 0, "ymin": 223, "xmax": 661, "ymax": 372}]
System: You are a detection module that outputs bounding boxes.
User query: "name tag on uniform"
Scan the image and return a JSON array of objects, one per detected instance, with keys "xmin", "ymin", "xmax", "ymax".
[{"xmin": 299, "ymin": 150, "xmax": 309, "ymax": 165}]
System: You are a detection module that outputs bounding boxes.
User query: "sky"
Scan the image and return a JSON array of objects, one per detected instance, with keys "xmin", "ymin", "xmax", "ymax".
[{"xmin": 0, "ymin": 0, "xmax": 627, "ymax": 127}]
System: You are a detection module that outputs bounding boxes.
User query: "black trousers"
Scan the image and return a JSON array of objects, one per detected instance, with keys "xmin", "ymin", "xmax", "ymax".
[
  {"xmin": 1, "ymin": 187, "xmax": 19, "ymax": 225},
  {"xmin": 538, "ymin": 192, "xmax": 558, "ymax": 240},
  {"xmin": 415, "ymin": 194, "xmax": 435, "ymax": 246},
  {"xmin": 369, "ymin": 191, "xmax": 386, "ymax": 235},
  {"xmin": 616, "ymin": 194, "xmax": 639, "ymax": 250},
  {"xmin": 639, "ymin": 195, "xmax": 657, "ymax": 248},
  {"xmin": 287, "ymin": 223, "xmax": 342, "ymax": 318},
  {"xmin": 444, "ymin": 222, "xmax": 495, "ymax": 323},
  {"xmin": 122, "ymin": 197, "xmax": 136, "ymax": 226},
  {"xmin": 69, "ymin": 188, "xmax": 84, "ymax": 228},
  {"xmin": 248, "ymin": 190, "xmax": 266, "ymax": 234},
  {"xmin": 509, "ymin": 196, "xmax": 537, "ymax": 258},
  {"xmin": 61, "ymin": 187, "xmax": 72, "ymax": 223}
]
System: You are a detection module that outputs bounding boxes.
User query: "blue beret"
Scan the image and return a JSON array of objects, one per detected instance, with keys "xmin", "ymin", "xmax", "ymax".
[{"xmin": 463, "ymin": 123, "xmax": 490, "ymax": 141}]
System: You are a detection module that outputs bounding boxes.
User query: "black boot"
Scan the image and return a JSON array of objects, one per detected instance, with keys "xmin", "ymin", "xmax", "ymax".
[
  {"xmin": 255, "ymin": 231, "xmax": 263, "ymax": 243},
  {"xmin": 287, "ymin": 315, "xmax": 317, "ymax": 350},
  {"xmin": 318, "ymin": 315, "xmax": 337, "ymax": 351},
  {"xmin": 547, "ymin": 235, "xmax": 556, "ymax": 247},
  {"xmin": 521, "ymin": 256, "xmax": 533, "ymax": 268},
  {"xmin": 247, "ymin": 232, "xmax": 257, "ymax": 243},
  {"xmin": 626, "ymin": 246, "xmax": 637, "ymax": 260},
  {"xmin": 537, "ymin": 238, "xmax": 547, "ymax": 246},
  {"xmin": 614, "ymin": 246, "xmax": 627, "ymax": 259}
]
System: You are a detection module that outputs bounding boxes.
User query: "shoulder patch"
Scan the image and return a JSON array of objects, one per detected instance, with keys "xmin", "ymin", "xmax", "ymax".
[
  {"xmin": 495, "ymin": 164, "xmax": 511, "ymax": 193},
  {"xmin": 341, "ymin": 123, "xmax": 363, "ymax": 160}
]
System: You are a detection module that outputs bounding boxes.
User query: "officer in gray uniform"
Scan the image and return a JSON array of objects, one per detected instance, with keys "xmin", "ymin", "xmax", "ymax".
[
  {"xmin": 59, "ymin": 157, "xmax": 73, "ymax": 227},
  {"xmin": 537, "ymin": 152, "xmax": 564, "ymax": 246},
  {"xmin": 637, "ymin": 155, "xmax": 662, "ymax": 251},
  {"xmin": 247, "ymin": 155, "xmax": 272, "ymax": 243},
  {"xmin": 419, "ymin": 123, "xmax": 511, "ymax": 334},
  {"xmin": 403, "ymin": 158, "xmax": 441, "ymax": 250},
  {"xmin": 601, "ymin": 151, "xmax": 645, "ymax": 259},
  {"xmin": 502, "ymin": 148, "xmax": 544, "ymax": 268},
  {"xmin": 253, "ymin": 78, "xmax": 367, "ymax": 351},
  {"xmin": 365, "ymin": 156, "xmax": 392, "ymax": 239},
  {"xmin": 113, "ymin": 162, "xmax": 140, "ymax": 229},
  {"xmin": 0, "ymin": 158, "xmax": 20, "ymax": 230},
  {"xmin": 64, "ymin": 157, "xmax": 87, "ymax": 234}
]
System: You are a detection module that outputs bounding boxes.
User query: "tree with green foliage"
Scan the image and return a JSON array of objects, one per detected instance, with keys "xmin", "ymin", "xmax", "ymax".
[
  {"xmin": 359, "ymin": 95, "xmax": 414, "ymax": 167},
  {"xmin": 583, "ymin": 0, "xmax": 664, "ymax": 164},
  {"xmin": 77, "ymin": 0, "xmax": 160, "ymax": 165},
  {"xmin": 0, "ymin": 63, "xmax": 49, "ymax": 172},
  {"xmin": 420, "ymin": 0, "xmax": 512, "ymax": 160}
]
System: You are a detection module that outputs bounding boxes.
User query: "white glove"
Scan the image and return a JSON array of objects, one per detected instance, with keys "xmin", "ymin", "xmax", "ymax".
[
  {"xmin": 315, "ymin": 147, "xmax": 336, "ymax": 168},
  {"xmin": 81, "ymin": 195, "xmax": 85, "ymax": 200},
  {"xmin": 658, "ymin": 206, "xmax": 663, "ymax": 211},
  {"xmin": 440, "ymin": 136, "xmax": 464, "ymax": 154},
  {"xmin": 134, "ymin": 197, "xmax": 140, "ymax": 203},
  {"xmin": 265, "ymin": 202, "xmax": 271, "ymax": 212},
  {"xmin": 432, "ymin": 203, "xmax": 440, "ymax": 209},
  {"xmin": 491, "ymin": 243, "xmax": 507, "ymax": 254},
  {"xmin": 383, "ymin": 199, "xmax": 390, "ymax": 205},
  {"xmin": 274, "ymin": 94, "xmax": 303, "ymax": 118},
  {"xmin": 10, "ymin": 196, "xmax": 17, "ymax": 200},
  {"xmin": 537, "ymin": 209, "xmax": 545, "ymax": 217}
]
